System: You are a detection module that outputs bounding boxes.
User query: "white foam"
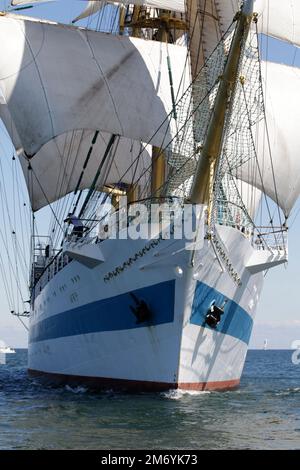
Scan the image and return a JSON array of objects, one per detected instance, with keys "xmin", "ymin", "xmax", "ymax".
[
  {"xmin": 161, "ymin": 389, "xmax": 211, "ymax": 400},
  {"xmin": 65, "ymin": 385, "xmax": 88, "ymax": 394},
  {"xmin": 275, "ymin": 387, "xmax": 300, "ymax": 396}
]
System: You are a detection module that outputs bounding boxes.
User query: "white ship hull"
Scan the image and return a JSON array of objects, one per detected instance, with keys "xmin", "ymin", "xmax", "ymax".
[{"xmin": 28, "ymin": 223, "xmax": 264, "ymax": 391}]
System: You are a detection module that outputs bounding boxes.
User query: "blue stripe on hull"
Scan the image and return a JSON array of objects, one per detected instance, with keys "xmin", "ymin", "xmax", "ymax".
[
  {"xmin": 190, "ymin": 281, "xmax": 253, "ymax": 345},
  {"xmin": 30, "ymin": 278, "xmax": 252, "ymax": 345},
  {"xmin": 30, "ymin": 280, "xmax": 176, "ymax": 344}
]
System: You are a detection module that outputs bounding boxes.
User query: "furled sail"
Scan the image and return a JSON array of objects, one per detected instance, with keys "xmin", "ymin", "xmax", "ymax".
[
  {"xmin": 11, "ymin": 0, "xmax": 185, "ymax": 13},
  {"xmin": 237, "ymin": 61, "xmax": 300, "ymax": 217},
  {"xmin": 185, "ymin": 1, "xmax": 230, "ymax": 78},
  {"xmin": 73, "ymin": 1, "xmax": 185, "ymax": 23},
  {"xmin": 108, "ymin": 0, "xmax": 184, "ymax": 12},
  {"xmin": 0, "ymin": 14, "xmax": 189, "ymax": 210}
]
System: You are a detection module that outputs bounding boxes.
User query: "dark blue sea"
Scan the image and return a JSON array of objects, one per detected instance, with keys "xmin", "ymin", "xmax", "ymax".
[{"xmin": 0, "ymin": 350, "xmax": 299, "ymax": 450}]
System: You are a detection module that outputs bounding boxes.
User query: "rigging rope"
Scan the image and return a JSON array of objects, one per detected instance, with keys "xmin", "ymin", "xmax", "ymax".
[{"xmin": 79, "ymin": 134, "xmax": 117, "ymax": 218}]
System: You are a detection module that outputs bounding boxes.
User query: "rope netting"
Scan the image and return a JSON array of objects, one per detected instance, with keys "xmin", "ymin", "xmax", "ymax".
[
  {"xmin": 164, "ymin": 26, "xmax": 234, "ymax": 197},
  {"xmin": 211, "ymin": 29, "xmax": 286, "ymax": 253},
  {"xmin": 212, "ymin": 29, "xmax": 264, "ymax": 232}
]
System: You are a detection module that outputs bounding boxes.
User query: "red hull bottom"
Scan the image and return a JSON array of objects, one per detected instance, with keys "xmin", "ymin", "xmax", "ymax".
[{"xmin": 28, "ymin": 369, "xmax": 240, "ymax": 392}]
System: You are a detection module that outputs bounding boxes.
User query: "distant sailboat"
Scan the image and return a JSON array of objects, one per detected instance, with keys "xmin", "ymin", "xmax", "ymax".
[
  {"xmin": 263, "ymin": 339, "xmax": 268, "ymax": 351},
  {"xmin": 0, "ymin": 345, "xmax": 16, "ymax": 354}
]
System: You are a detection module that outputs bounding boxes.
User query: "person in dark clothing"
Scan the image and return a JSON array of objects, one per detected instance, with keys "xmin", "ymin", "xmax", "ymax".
[
  {"xmin": 45, "ymin": 244, "xmax": 50, "ymax": 258},
  {"xmin": 64, "ymin": 214, "xmax": 85, "ymax": 239}
]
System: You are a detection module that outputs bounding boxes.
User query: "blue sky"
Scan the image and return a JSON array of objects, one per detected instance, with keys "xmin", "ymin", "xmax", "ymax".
[{"xmin": 0, "ymin": 0, "xmax": 300, "ymax": 348}]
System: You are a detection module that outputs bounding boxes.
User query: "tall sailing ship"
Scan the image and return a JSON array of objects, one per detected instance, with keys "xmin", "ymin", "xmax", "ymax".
[{"xmin": 0, "ymin": 0, "xmax": 299, "ymax": 391}]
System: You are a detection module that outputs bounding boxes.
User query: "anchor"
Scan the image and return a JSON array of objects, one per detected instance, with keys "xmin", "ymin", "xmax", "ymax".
[{"xmin": 129, "ymin": 292, "xmax": 152, "ymax": 324}]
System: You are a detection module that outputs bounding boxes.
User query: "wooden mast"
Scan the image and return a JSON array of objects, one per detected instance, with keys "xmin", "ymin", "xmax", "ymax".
[
  {"xmin": 151, "ymin": 10, "xmax": 177, "ymax": 199},
  {"xmin": 127, "ymin": 5, "xmax": 142, "ymax": 203},
  {"xmin": 119, "ymin": 4, "xmax": 126, "ymax": 34},
  {"xmin": 189, "ymin": 0, "xmax": 254, "ymax": 205},
  {"xmin": 122, "ymin": 6, "xmax": 186, "ymax": 201},
  {"xmin": 132, "ymin": 6, "xmax": 141, "ymax": 38},
  {"xmin": 126, "ymin": 6, "xmax": 185, "ymax": 201}
]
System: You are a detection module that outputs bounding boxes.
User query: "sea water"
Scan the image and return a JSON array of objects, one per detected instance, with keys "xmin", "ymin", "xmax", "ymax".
[{"xmin": 0, "ymin": 350, "xmax": 299, "ymax": 450}]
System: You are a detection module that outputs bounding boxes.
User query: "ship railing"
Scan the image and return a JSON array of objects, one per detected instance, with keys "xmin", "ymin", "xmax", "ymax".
[
  {"xmin": 69, "ymin": 197, "xmax": 183, "ymax": 242},
  {"xmin": 34, "ymin": 233, "xmax": 104, "ymax": 297},
  {"xmin": 33, "ymin": 251, "xmax": 71, "ymax": 297},
  {"xmin": 252, "ymin": 227, "xmax": 288, "ymax": 255},
  {"xmin": 214, "ymin": 201, "xmax": 288, "ymax": 255},
  {"xmin": 214, "ymin": 199, "xmax": 254, "ymax": 239},
  {"xmin": 65, "ymin": 233, "xmax": 98, "ymax": 246},
  {"xmin": 32, "ymin": 199, "xmax": 179, "ymax": 296},
  {"xmin": 93, "ymin": 196, "xmax": 184, "ymax": 240}
]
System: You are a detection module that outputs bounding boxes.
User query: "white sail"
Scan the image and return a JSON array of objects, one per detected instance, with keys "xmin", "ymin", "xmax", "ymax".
[
  {"xmin": 111, "ymin": 0, "xmax": 184, "ymax": 11},
  {"xmin": 72, "ymin": 1, "xmax": 104, "ymax": 23},
  {"xmin": 184, "ymin": 2, "xmax": 300, "ymax": 216},
  {"xmin": 0, "ymin": 14, "xmax": 189, "ymax": 210},
  {"xmin": 215, "ymin": 0, "xmax": 300, "ymax": 48},
  {"xmin": 237, "ymin": 61, "xmax": 300, "ymax": 217},
  {"xmin": 254, "ymin": 0, "xmax": 300, "ymax": 47},
  {"xmin": 12, "ymin": 1, "xmax": 300, "ymax": 48},
  {"xmin": 235, "ymin": 179, "xmax": 262, "ymax": 221},
  {"xmin": 73, "ymin": 1, "xmax": 185, "ymax": 23},
  {"xmin": 11, "ymin": 0, "xmax": 54, "ymax": 5},
  {"xmin": 18, "ymin": 131, "xmax": 151, "ymax": 211},
  {"xmin": 11, "ymin": 0, "xmax": 185, "ymax": 13}
]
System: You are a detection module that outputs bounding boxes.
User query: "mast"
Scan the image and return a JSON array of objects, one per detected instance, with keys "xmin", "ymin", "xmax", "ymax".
[
  {"xmin": 119, "ymin": 4, "xmax": 126, "ymax": 34},
  {"xmin": 189, "ymin": 0, "xmax": 254, "ymax": 205},
  {"xmin": 131, "ymin": 5, "xmax": 141, "ymax": 38},
  {"xmin": 123, "ymin": 5, "xmax": 142, "ymax": 203},
  {"xmin": 151, "ymin": 10, "xmax": 167, "ymax": 199},
  {"xmin": 151, "ymin": 10, "xmax": 186, "ymax": 197},
  {"xmin": 125, "ymin": 6, "xmax": 186, "ymax": 200},
  {"xmin": 151, "ymin": 146, "xmax": 166, "ymax": 198}
]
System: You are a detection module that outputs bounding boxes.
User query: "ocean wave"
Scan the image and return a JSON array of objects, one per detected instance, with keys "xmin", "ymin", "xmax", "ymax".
[
  {"xmin": 275, "ymin": 387, "xmax": 300, "ymax": 397},
  {"xmin": 64, "ymin": 385, "xmax": 89, "ymax": 394},
  {"xmin": 161, "ymin": 389, "xmax": 211, "ymax": 400}
]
